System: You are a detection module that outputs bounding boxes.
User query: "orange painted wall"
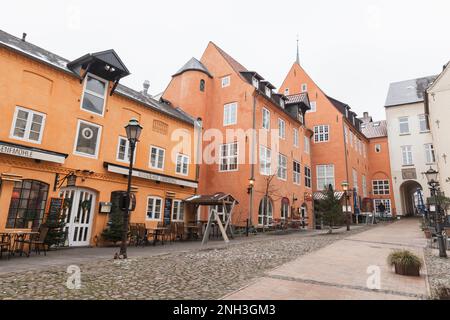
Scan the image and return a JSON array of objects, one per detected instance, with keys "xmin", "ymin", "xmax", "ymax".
[{"xmin": 0, "ymin": 46, "xmax": 197, "ymax": 245}]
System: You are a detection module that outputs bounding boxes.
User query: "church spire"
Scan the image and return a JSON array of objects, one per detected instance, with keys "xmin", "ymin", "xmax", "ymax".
[{"xmin": 296, "ymin": 34, "xmax": 300, "ymax": 65}]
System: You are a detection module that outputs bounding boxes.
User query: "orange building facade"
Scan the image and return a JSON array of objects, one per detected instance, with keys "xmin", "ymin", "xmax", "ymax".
[
  {"xmin": 163, "ymin": 43, "xmax": 314, "ymax": 228},
  {"xmin": 0, "ymin": 30, "xmax": 198, "ymax": 246}
]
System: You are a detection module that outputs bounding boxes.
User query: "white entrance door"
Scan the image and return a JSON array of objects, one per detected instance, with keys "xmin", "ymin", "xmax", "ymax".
[{"xmin": 60, "ymin": 188, "xmax": 96, "ymax": 247}]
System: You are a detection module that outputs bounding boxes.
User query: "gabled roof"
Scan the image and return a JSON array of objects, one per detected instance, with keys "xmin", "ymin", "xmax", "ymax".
[
  {"xmin": 361, "ymin": 120, "xmax": 388, "ymax": 139},
  {"xmin": 173, "ymin": 57, "xmax": 212, "ymax": 78},
  {"xmin": 385, "ymin": 75, "xmax": 437, "ymax": 107},
  {"xmin": 0, "ymin": 29, "xmax": 193, "ymax": 125},
  {"xmin": 210, "ymin": 42, "xmax": 248, "ymax": 74},
  {"xmin": 427, "ymin": 61, "xmax": 450, "ymax": 93}
]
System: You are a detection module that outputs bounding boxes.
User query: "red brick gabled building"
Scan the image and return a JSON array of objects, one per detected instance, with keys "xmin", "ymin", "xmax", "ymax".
[{"xmin": 164, "ymin": 42, "xmax": 314, "ymax": 228}]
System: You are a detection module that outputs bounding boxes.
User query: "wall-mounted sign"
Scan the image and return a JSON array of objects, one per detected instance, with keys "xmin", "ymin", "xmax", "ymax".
[
  {"xmin": 402, "ymin": 168, "xmax": 417, "ymax": 180},
  {"xmin": 99, "ymin": 202, "xmax": 113, "ymax": 214},
  {"xmin": 0, "ymin": 141, "xmax": 67, "ymax": 164}
]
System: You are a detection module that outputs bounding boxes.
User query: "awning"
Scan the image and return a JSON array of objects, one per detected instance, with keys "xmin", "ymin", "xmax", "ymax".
[
  {"xmin": 313, "ymin": 191, "xmax": 345, "ymax": 201},
  {"xmin": 104, "ymin": 162, "xmax": 198, "ymax": 189},
  {"xmin": 0, "ymin": 141, "xmax": 68, "ymax": 164},
  {"xmin": 184, "ymin": 193, "xmax": 239, "ymax": 205}
]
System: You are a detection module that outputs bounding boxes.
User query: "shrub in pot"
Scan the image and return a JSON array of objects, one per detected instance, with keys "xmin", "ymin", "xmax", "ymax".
[{"xmin": 387, "ymin": 250, "xmax": 423, "ymax": 277}]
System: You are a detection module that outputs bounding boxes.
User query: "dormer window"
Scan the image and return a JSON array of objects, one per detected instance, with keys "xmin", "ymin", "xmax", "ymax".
[
  {"xmin": 265, "ymin": 87, "xmax": 271, "ymax": 97},
  {"xmin": 252, "ymin": 77, "xmax": 259, "ymax": 88},
  {"xmin": 299, "ymin": 112, "xmax": 304, "ymax": 124},
  {"xmin": 81, "ymin": 74, "xmax": 108, "ymax": 116},
  {"xmin": 284, "ymin": 88, "xmax": 290, "ymax": 95},
  {"xmin": 345, "ymin": 108, "xmax": 349, "ymax": 118},
  {"xmin": 301, "ymin": 83, "xmax": 307, "ymax": 92}
]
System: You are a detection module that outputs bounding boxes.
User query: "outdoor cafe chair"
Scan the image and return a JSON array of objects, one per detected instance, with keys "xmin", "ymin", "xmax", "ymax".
[
  {"xmin": 0, "ymin": 233, "xmax": 12, "ymax": 260},
  {"xmin": 136, "ymin": 223, "xmax": 148, "ymax": 246},
  {"xmin": 175, "ymin": 222, "xmax": 184, "ymax": 241},
  {"xmin": 128, "ymin": 223, "xmax": 139, "ymax": 246},
  {"xmin": 30, "ymin": 226, "xmax": 49, "ymax": 256}
]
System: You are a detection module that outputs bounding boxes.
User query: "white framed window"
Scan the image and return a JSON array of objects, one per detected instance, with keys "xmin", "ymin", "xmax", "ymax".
[
  {"xmin": 304, "ymin": 136, "xmax": 310, "ymax": 154},
  {"xmin": 350, "ymin": 131, "xmax": 354, "ymax": 147},
  {"xmin": 278, "ymin": 118, "xmax": 286, "ymax": 139},
  {"xmin": 305, "ymin": 166, "xmax": 312, "ymax": 188},
  {"xmin": 81, "ymin": 74, "xmax": 108, "ymax": 116},
  {"xmin": 358, "ymin": 139, "xmax": 362, "ymax": 155},
  {"xmin": 265, "ymin": 86, "xmax": 272, "ymax": 97},
  {"xmin": 176, "ymin": 153, "xmax": 189, "ymax": 176},
  {"xmin": 374, "ymin": 199, "xmax": 391, "ymax": 215},
  {"xmin": 362, "ymin": 175, "xmax": 367, "ymax": 197},
  {"xmin": 375, "ymin": 144, "xmax": 381, "ymax": 153},
  {"xmin": 281, "ymin": 201, "xmax": 289, "ymax": 220},
  {"xmin": 317, "ymin": 164, "xmax": 335, "ymax": 190},
  {"xmin": 425, "ymin": 143, "xmax": 436, "ymax": 164},
  {"xmin": 284, "ymin": 88, "xmax": 290, "ymax": 95},
  {"xmin": 399, "ymin": 116, "xmax": 410, "ymax": 135},
  {"xmin": 314, "ymin": 125, "xmax": 329, "ymax": 143},
  {"xmin": 262, "ymin": 107, "xmax": 270, "ymax": 130},
  {"xmin": 10, "ymin": 106, "xmax": 46, "ymax": 144},
  {"xmin": 280, "ymin": 99, "xmax": 285, "ymax": 109},
  {"xmin": 116, "ymin": 136, "xmax": 136, "ymax": 164},
  {"xmin": 293, "ymin": 128, "xmax": 299, "ymax": 148},
  {"xmin": 150, "ymin": 146, "xmax": 165, "ymax": 170},
  {"xmin": 259, "ymin": 145, "xmax": 272, "ymax": 176},
  {"xmin": 373, "ymin": 180, "xmax": 390, "ymax": 195},
  {"xmin": 219, "ymin": 142, "xmax": 238, "ymax": 172},
  {"xmin": 223, "ymin": 102, "xmax": 237, "ymax": 126},
  {"xmin": 301, "ymin": 83, "xmax": 307, "ymax": 92},
  {"xmin": 277, "ymin": 153, "xmax": 287, "ymax": 180},
  {"xmin": 353, "ymin": 168, "xmax": 358, "ymax": 192},
  {"xmin": 146, "ymin": 196, "xmax": 162, "ymax": 220},
  {"xmin": 308, "ymin": 101, "xmax": 317, "ymax": 113},
  {"xmin": 293, "ymin": 161, "xmax": 301, "ymax": 185},
  {"xmin": 363, "ymin": 144, "xmax": 367, "ymax": 158},
  {"xmin": 344, "ymin": 127, "xmax": 349, "ymax": 144},
  {"xmin": 73, "ymin": 120, "xmax": 102, "ymax": 158},
  {"xmin": 419, "ymin": 114, "xmax": 430, "ymax": 133},
  {"xmin": 298, "ymin": 112, "xmax": 304, "ymax": 124},
  {"xmin": 401, "ymin": 145, "xmax": 413, "ymax": 165},
  {"xmin": 252, "ymin": 77, "xmax": 259, "ymax": 88},
  {"xmin": 172, "ymin": 200, "xmax": 184, "ymax": 222},
  {"xmin": 221, "ymin": 75, "xmax": 230, "ymax": 88}
]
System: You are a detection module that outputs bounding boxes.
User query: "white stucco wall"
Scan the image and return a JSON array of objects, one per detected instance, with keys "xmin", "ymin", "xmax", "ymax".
[
  {"xmin": 386, "ymin": 103, "xmax": 433, "ymax": 215},
  {"xmin": 428, "ymin": 68, "xmax": 450, "ymax": 197}
]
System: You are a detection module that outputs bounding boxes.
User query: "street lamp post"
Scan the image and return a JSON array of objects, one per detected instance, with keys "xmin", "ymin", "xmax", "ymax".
[
  {"xmin": 341, "ymin": 181, "xmax": 350, "ymax": 231},
  {"xmin": 424, "ymin": 167, "xmax": 447, "ymax": 258},
  {"xmin": 119, "ymin": 118, "xmax": 143, "ymax": 259}
]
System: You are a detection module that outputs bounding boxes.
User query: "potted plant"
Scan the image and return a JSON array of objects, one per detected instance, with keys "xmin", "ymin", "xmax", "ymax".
[
  {"xmin": 387, "ymin": 250, "xmax": 423, "ymax": 277},
  {"xmin": 424, "ymin": 227, "xmax": 433, "ymax": 239}
]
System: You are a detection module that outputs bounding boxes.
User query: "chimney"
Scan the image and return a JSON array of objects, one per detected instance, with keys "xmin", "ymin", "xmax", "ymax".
[
  {"xmin": 22, "ymin": 33, "xmax": 27, "ymax": 42},
  {"xmin": 142, "ymin": 80, "xmax": 150, "ymax": 95},
  {"xmin": 363, "ymin": 112, "xmax": 369, "ymax": 119}
]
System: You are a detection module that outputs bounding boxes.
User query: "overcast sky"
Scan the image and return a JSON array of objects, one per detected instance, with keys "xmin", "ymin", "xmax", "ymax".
[{"xmin": 2, "ymin": 0, "xmax": 450, "ymax": 120}]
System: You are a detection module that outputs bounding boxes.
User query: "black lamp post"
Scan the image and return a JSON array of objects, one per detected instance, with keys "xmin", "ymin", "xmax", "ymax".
[
  {"xmin": 341, "ymin": 181, "xmax": 350, "ymax": 231},
  {"xmin": 424, "ymin": 167, "xmax": 447, "ymax": 258},
  {"xmin": 119, "ymin": 118, "xmax": 143, "ymax": 259}
]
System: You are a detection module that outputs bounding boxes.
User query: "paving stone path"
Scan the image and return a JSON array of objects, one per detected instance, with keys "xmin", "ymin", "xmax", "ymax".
[{"xmin": 0, "ymin": 226, "xmax": 372, "ymax": 300}]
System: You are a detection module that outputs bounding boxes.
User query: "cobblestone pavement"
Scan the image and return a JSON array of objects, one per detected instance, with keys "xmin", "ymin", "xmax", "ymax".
[
  {"xmin": 0, "ymin": 226, "xmax": 373, "ymax": 300},
  {"xmin": 425, "ymin": 248, "xmax": 450, "ymax": 299}
]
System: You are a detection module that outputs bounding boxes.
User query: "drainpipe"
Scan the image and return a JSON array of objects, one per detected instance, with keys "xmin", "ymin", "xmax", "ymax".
[
  {"xmin": 194, "ymin": 117, "xmax": 203, "ymax": 188},
  {"xmin": 249, "ymin": 91, "xmax": 259, "ymax": 227},
  {"xmin": 342, "ymin": 116, "xmax": 351, "ymax": 222}
]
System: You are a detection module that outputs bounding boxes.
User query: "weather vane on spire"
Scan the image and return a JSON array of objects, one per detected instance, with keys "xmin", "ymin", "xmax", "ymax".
[{"xmin": 296, "ymin": 33, "xmax": 300, "ymax": 64}]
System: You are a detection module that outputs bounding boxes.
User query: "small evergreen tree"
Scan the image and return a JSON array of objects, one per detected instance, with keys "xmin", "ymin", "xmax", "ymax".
[
  {"xmin": 101, "ymin": 199, "xmax": 125, "ymax": 244},
  {"xmin": 316, "ymin": 185, "xmax": 344, "ymax": 234}
]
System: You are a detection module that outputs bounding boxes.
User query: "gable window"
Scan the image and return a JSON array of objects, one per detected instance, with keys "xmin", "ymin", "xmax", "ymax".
[
  {"xmin": 424, "ymin": 143, "xmax": 436, "ymax": 164},
  {"xmin": 277, "ymin": 153, "xmax": 287, "ymax": 180},
  {"xmin": 314, "ymin": 125, "xmax": 330, "ymax": 143},
  {"xmin": 317, "ymin": 164, "xmax": 335, "ymax": 189},
  {"xmin": 223, "ymin": 102, "xmax": 237, "ymax": 126},
  {"xmin": 172, "ymin": 200, "xmax": 184, "ymax": 222},
  {"xmin": 308, "ymin": 101, "xmax": 317, "ymax": 113},
  {"xmin": 219, "ymin": 142, "xmax": 238, "ymax": 172},
  {"xmin": 304, "ymin": 136, "xmax": 310, "ymax": 154},
  {"xmin": 293, "ymin": 161, "xmax": 301, "ymax": 185},
  {"xmin": 74, "ymin": 120, "xmax": 102, "ymax": 158},
  {"xmin": 265, "ymin": 86, "xmax": 272, "ymax": 97},
  {"xmin": 221, "ymin": 75, "xmax": 230, "ymax": 88},
  {"xmin": 399, "ymin": 117, "xmax": 410, "ymax": 135},
  {"xmin": 259, "ymin": 146, "xmax": 272, "ymax": 176},
  {"xmin": 81, "ymin": 74, "xmax": 108, "ymax": 116},
  {"xmin": 278, "ymin": 118, "xmax": 286, "ymax": 139},
  {"xmin": 293, "ymin": 128, "xmax": 299, "ymax": 148},
  {"xmin": 373, "ymin": 180, "xmax": 390, "ymax": 195},
  {"xmin": 419, "ymin": 114, "xmax": 430, "ymax": 132},
  {"xmin": 200, "ymin": 79, "xmax": 205, "ymax": 92},
  {"xmin": 176, "ymin": 154, "xmax": 189, "ymax": 176},
  {"xmin": 401, "ymin": 145, "xmax": 413, "ymax": 165},
  {"xmin": 284, "ymin": 88, "xmax": 290, "ymax": 95},
  {"xmin": 10, "ymin": 107, "xmax": 46, "ymax": 144},
  {"xmin": 150, "ymin": 146, "xmax": 165, "ymax": 170},
  {"xmin": 301, "ymin": 83, "xmax": 307, "ymax": 92},
  {"xmin": 146, "ymin": 196, "xmax": 162, "ymax": 220},
  {"xmin": 252, "ymin": 77, "xmax": 259, "ymax": 88},
  {"xmin": 375, "ymin": 144, "xmax": 381, "ymax": 153},
  {"xmin": 305, "ymin": 166, "xmax": 312, "ymax": 188},
  {"xmin": 116, "ymin": 136, "xmax": 136, "ymax": 164},
  {"xmin": 262, "ymin": 108, "xmax": 270, "ymax": 130}
]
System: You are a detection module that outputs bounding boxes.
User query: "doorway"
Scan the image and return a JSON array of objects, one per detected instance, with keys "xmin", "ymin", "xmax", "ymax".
[{"xmin": 399, "ymin": 180, "xmax": 423, "ymax": 216}]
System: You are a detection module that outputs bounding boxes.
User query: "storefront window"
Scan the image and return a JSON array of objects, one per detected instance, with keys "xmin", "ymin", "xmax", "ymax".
[{"xmin": 6, "ymin": 180, "xmax": 49, "ymax": 229}]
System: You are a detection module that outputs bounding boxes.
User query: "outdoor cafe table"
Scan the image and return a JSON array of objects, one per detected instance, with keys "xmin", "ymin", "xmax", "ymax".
[
  {"xmin": 5, "ymin": 231, "xmax": 39, "ymax": 257},
  {"xmin": 147, "ymin": 227, "xmax": 168, "ymax": 246}
]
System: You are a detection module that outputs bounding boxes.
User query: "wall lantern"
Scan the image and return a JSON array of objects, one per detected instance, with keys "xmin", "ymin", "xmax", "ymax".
[{"xmin": 247, "ymin": 178, "xmax": 255, "ymax": 194}]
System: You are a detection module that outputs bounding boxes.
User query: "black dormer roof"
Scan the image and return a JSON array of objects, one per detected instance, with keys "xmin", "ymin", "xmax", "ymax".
[
  {"xmin": 67, "ymin": 49, "xmax": 130, "ymax": 83},
  {"xmin": 173, "ymin": 57, "xmax": 213, "ymax": 78}
]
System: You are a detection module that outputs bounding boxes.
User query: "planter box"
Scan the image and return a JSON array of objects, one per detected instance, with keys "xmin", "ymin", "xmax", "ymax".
[{"xmin": 394, "ymin": 263, "xmax": 420, "ymax": 277}]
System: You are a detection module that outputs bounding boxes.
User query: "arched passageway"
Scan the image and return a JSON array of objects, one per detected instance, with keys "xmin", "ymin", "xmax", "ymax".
[{"xmin": 399, "ymin": 180, "xmax": 424, "ymax": 216}]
